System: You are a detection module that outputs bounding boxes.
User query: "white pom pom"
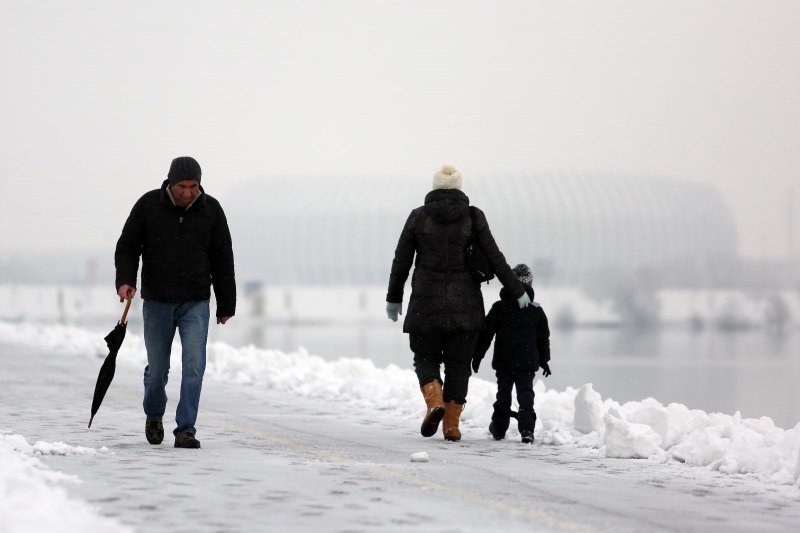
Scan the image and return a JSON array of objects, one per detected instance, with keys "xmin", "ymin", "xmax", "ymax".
[{"xmin": 441, "ymin": 164, "xmax": 457, "ymax": 175}]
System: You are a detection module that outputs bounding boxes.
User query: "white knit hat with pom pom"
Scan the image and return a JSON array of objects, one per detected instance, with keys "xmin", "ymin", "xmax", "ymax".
[{"xmin": 432, "ymin": 164, "xmax": 462, "ymax": 190}]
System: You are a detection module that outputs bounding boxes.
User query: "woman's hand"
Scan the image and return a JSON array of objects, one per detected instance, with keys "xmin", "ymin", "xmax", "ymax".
[
  {"xmin": 517, "ymin": 292, "xmax": 531, "ymax": 309},
  {"xmin": 386, "ymin": 302, "xmax": 402, "ymax": 322}
]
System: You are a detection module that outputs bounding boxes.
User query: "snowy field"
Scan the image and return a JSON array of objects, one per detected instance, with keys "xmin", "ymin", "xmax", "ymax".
[{"xmin": 1, "ymin": 319, "xmax": 799, "ymax": 531}]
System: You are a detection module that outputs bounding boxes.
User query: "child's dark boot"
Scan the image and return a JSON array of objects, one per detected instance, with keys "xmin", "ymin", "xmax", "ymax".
[
  {"xmin": 518, "ymin": 408, "xmax": 537, "ymax": 443},
  {"xmin": 489, "ymin": 410, "xmax": 510, "ymax": 440}
]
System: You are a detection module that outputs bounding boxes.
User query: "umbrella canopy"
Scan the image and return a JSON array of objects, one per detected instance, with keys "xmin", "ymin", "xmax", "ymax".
[{"xmin": 88, "ymin": 297, "xmax": 132, "ymax": 428}]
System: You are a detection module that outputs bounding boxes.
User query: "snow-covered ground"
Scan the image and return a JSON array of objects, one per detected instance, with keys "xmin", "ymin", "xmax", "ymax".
[
  {"xmin": 1, "ymin": 320, "xmax": 799, "ymax": 532},
  {"xmin": 0, "ymin": 435, "xmax": 131, "ymax": 533}
]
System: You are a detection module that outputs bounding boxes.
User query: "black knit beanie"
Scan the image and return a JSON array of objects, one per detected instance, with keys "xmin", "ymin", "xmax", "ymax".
[
  {"xmin": 167, "ymin": 156, "xmax": 201, "ymax": 185},
  {"xmin": 512, "ymin": 264, "xmax": 533, "ymax": 286}
]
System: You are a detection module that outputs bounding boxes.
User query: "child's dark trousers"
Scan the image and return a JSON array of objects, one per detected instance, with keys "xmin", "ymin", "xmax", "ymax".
[{"xmin": 492, "ymin": 370, "xmax": 537, "ymax": 436}]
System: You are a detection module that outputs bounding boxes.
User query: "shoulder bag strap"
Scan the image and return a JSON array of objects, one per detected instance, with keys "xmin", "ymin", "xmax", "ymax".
[{"xmin": 468, "ymin": 206, "xmax": 477, "ymax": 240}]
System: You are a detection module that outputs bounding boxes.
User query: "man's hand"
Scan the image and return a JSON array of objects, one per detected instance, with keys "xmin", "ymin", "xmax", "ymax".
[
  {"xmin": 117, "ymin": 284, "xmax": 136, "ymax": 302},
  {"xmin": 540, "ymin": 362, "xmax": 552, "ymax": 377},
  {"xmin": 217, "ymin": 316, "xmax": 232, "ymax": 325}
]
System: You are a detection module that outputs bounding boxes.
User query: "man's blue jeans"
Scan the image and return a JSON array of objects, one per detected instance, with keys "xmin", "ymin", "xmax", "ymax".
[{"xmin": 142, "ymin": 300, "xmax": 209, "ymax": 436}]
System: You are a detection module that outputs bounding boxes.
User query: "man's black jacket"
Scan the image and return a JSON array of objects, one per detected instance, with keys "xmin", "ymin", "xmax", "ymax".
[{"xmin": 115, "ymin": 180, "xmax": 236, "ymax": 318}]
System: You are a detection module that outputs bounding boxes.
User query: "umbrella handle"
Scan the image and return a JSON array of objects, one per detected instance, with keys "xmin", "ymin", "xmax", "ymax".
[{"xmin": 119, "ymin": 297, "xmax": 132, "ymax": 325}]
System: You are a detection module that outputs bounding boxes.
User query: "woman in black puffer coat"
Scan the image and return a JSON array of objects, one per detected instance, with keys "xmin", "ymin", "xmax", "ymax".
[{"xmin": 385, "ymin": 164, "xmax": 530, "ymax": 441}]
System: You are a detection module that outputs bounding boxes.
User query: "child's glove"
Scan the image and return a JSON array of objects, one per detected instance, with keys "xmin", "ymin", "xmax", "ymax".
[
  {"xmin": 540, "ymin": 361, "xmax": 552, "ymax": 377},
  {"xmin": 471, "ymin": 357, "xmax": 481, "ymax": 374}
]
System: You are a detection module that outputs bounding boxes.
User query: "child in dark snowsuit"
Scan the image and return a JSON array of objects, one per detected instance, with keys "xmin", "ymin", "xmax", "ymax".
[{"xmin": 472, "ymin": 264, "xmax": 551, "ymax": 443}]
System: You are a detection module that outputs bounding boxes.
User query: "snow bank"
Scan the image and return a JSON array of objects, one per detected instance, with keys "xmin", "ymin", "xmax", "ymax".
[
  {"xmin": 0, "ymin": 434, "xmax": 130, "ymax": 533},
  {"xmin": 1, "ymin": 320, "xmax": 799, "ymax": 488}
]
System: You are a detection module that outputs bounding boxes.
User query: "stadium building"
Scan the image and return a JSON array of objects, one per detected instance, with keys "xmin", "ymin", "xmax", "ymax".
[{"xmin": 227, "ymin": 173, "xmax": 737, "ymax": 288}]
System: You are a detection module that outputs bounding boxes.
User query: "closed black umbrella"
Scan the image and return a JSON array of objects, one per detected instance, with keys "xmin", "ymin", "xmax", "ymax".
[{"xmin": 88, "ymin": 297, "xmax": 132, "ymax": 428}]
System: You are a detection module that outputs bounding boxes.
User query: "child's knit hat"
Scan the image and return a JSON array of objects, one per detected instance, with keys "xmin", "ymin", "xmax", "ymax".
[{"xmin": 512, "ymin": 264, "xmax": 533, "ymax": 285}]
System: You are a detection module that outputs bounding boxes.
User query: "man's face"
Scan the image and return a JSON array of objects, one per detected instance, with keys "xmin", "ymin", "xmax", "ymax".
[{"xmin": 171, "ymin": 180, "xmax": 200, "ymax": 207}]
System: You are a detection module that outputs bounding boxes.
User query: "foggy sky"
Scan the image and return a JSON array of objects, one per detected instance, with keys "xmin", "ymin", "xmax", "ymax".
[{"xmin": 1, "ymin": 1, "xmax": 799, "ymax": 260}]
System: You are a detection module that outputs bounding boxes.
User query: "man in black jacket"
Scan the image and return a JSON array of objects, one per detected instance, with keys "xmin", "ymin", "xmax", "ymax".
[{"xmin": 115, "ymin": 156, "xmax": 236, "ymax": 449}]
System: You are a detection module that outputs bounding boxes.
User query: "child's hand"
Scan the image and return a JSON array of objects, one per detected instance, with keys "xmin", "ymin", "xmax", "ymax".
[
  {"xmin": 540, "ymin": 362, "xmax": 552, "ymax": 377},
  {"xmin": 471, "ymin": 358, "xmax": 481, "ymax": 374}
]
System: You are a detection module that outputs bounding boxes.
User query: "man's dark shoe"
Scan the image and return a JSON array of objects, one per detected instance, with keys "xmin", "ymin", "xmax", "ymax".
[
  {"xmin": 521, "ymin": 430, "xmax": 535, "ymax": 444},
  {"xmin": 174, "ymin": 432, "xmax": 201, "ymax": 449},
  {"xmin": 145, "ymin": 419, "xmax": 164, "ymax": 445}
]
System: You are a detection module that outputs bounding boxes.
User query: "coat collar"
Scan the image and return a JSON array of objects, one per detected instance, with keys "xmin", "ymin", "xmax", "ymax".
[
  {"xmin": 500, "ymin": 284, "xmax": 535, "ymax": 302},
  {"xmin": 423, "ymin": 188, "xmax": 470, "ymax": 223},
  {"xmin": 159, "ymin": 179, "xmax": 206, "ymax": 209}
]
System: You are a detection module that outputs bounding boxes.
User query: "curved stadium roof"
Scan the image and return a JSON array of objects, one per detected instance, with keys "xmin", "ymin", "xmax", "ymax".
[{"xmin": 226, "ymin": 173, "xmax": 737, "ymax": 287}]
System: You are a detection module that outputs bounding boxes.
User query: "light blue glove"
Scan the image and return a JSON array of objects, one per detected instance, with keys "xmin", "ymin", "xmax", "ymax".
[
  {"xmin": 386, "ymin": 302, "xmax": 402, "ymax": 322},
  {"xmin": 517, "ymin": 292, "xmax": 531, "ymax": 309}
]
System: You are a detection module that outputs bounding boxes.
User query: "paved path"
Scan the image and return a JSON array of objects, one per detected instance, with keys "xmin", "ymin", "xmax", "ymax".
[{"xmin": 2, "ymin": 343, "xmax": 799, "ymax": 532}]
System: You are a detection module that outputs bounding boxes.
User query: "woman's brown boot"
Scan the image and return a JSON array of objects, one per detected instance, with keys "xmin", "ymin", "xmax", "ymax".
[
  {"xmin": 420, "ymin": 381, "xmax": 446, "ymax": 437},
  {"xmin": 443, "ymin": 400, "xmax": 464, "ymax": 441}
]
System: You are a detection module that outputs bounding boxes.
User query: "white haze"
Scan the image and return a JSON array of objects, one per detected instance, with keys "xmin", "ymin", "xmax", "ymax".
[{"xmin": 1, "ymin": 1, "xmax": 800, "ymax": 259}]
